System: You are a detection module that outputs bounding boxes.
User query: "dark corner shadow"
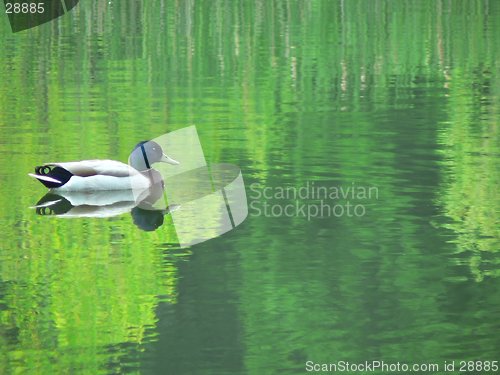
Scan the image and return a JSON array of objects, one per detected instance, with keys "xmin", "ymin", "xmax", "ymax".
[{"xmin": 5, "ymin": 0, "xmax": 80, "ymax": 33}]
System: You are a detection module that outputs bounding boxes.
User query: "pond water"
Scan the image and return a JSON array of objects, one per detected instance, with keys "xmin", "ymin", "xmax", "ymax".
[{"xmin": 0, "ymin": 1, "xmax": 499, "ymax": 374}]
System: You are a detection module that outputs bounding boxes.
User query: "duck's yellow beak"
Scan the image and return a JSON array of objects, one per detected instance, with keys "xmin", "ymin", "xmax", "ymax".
[{"xmin": 160, "ymin": 153, "xmax": 180, "ymax": 165}]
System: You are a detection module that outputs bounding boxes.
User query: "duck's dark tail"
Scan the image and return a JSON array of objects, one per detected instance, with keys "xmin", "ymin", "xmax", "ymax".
[{"xmin": 28, "ymin": 166, "xmax": 73, "ymax": 188}]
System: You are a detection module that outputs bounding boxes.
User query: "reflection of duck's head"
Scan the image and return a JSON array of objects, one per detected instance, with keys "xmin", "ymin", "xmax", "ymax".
[
  {"xmin": 129, "ymin": 141, "xmax": 179, "ymax": 171},
  {"xmin": 131, "ymin": 205, "xmax": 180, "ymax": 231}
]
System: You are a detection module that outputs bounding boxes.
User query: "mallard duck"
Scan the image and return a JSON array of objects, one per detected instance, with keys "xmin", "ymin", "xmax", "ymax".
[{"xmin": 28, "ymin": 141, "xmax": 179, "ymax": 191}]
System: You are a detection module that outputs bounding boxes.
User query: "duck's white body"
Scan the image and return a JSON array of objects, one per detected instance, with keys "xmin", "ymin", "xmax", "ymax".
[
  {"xmin": 29, "ymin": 160, "xmax": 152, "ymax": 191},
  {"xmin": 57, "ymin": 173, "xmax": 149, "ymax": 191}
]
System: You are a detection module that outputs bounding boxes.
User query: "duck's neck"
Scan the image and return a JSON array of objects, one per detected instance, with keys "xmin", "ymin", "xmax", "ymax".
[{"xmin": 140, "ymin": 168, "xmax": 165, "ymax": 193}]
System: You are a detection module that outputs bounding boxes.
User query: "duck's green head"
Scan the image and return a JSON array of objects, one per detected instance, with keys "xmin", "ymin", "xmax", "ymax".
[{"xmin": 129, "ymin": 140, "xmax": 179, "ymax": 171}]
